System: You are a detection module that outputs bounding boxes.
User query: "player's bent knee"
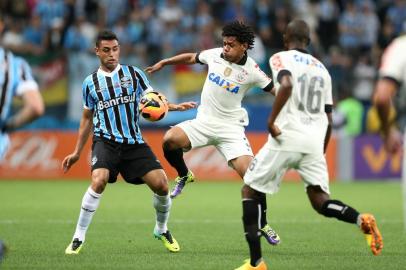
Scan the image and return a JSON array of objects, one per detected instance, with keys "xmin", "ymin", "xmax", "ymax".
[{"xmin": 151, "ymin": 178, "xmax": 169, "ymax": 195}]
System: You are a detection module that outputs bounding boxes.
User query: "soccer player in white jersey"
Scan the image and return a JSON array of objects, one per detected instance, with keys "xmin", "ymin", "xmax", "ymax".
[
  {"xmin": 373, "ymin": 34, "xmax": 406, "ymax": 228},
  {"xmin": 145, "ymin": 21, "xmax": 280, "ymax": 245},
  {"xmin": 236, "ymin": 20, "xmax": 383, "ymax": 270}
]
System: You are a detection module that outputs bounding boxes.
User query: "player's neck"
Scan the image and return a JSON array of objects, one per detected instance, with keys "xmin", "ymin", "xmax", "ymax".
[
  {"xmin": 100, "ymin": 64, "xmax": 118, "ymax": 73},
  {"xmin": 287, "ymin": 42, "xmax": 306, "ymax": 51}
]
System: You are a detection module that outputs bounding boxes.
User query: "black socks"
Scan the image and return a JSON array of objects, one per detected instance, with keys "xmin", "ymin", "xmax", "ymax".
[
  {"xmin": 242, "ymin": 199, "xmax": 262, "ymax": 266},
  {"xmin": 163, "ymin": 147, "xmax": 189, "ymax": 177},
  {"xmin": 320, "ymin": 199, "xmax": 359, "ymax": 224}
]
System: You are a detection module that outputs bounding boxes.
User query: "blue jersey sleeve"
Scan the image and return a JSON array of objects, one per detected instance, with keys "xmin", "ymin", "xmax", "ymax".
[{"xmin": 82, "ymin": 77, "xmax": 94, "ymax": 110}]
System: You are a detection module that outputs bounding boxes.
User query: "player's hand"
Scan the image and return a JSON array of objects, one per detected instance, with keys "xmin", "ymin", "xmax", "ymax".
[
  {"xmin": 62, "ymin": 153, "xmax": 80, "ymax": 173},
  {"xmin": 268, "ymin": 124, "xmax": 281, "ymax": 138},
  {"xmin": 169, "ymin": 102, "xmax": 198, "ymax": 111},
  {"xmin": 383, "ymin": 127, "xmax": 403, "ymax": 155},
  {"xmin": 144, "ymin": 62, "xmax": 164, "ymax": 74}
]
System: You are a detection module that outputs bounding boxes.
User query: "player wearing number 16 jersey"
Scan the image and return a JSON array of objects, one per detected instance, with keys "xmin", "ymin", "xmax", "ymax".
[{"xmin": 236, "ymin": 20, "xmax": 383, "ymax": 270}]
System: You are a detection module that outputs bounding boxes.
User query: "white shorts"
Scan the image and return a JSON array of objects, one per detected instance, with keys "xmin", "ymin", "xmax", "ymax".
[
  {"xmin": 176, "ymin": 118, "xmax": 253, "ymax": 162},
  {"xmin": 244, "ymin": 140, "xmax": 330, "ymax": 195}
]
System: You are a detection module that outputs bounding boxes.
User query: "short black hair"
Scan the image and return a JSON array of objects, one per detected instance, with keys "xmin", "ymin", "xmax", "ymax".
[
  {"xmin": 222, "ymin": 21, "xmax": 255, "ymax": 50},
  {"xmin": 95, "ymin": 30, "xmax": 118, "ymax": 47},
  {"xmin": 285, "ymin": 20, "xmax": 310, "ymax": 46}
]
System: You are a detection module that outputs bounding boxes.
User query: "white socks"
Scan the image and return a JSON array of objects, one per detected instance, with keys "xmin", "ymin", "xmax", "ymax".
[
  {"xmin": 153, "ymin": 193, "xmax": 172, "ymax": 234},
  {"xmin": 73, "ymin": 187, "xmax": 102, "ymax": 242}
]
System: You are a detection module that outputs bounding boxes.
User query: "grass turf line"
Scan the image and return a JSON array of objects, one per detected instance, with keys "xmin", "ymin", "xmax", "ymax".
[{"xmin": 0, "ymin": 180, "xmax": 405, "ymax": 269}]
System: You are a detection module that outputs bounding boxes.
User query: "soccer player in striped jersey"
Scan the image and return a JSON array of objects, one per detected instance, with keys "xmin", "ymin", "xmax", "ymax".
[
  {"xmin": 0, "ymin": 47, "xmax": 45, "ymax": 160},
  {"xmin": 145, "ymin": 21, "xmax": 280, "ymax": 246},
  {"xmin": 62, "ymin": 30, "xmax": 196, "ymax": 255},
  {"xmin": 237, "ymin": 20, "xmax": 383, "ymax": 270}
]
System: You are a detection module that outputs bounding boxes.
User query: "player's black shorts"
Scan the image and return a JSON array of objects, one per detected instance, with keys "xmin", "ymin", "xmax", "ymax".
[{"xmin": 91, "ymin": 136, "xmax": 163, "ymax": 185}]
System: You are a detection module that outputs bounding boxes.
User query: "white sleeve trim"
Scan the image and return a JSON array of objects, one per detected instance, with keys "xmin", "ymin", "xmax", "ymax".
[{"xmin": 16, "ymin": 80, "xmax": 39, "ymax": 96}]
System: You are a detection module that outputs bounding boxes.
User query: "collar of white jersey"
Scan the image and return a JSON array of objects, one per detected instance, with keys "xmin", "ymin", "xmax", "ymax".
[
  {"xmin": 97, "ymin": 64, "xmax": 121, "ymax": 77},
  {"xmin": 220, "ymin": 52, "xmax": 248, "ymax": 65}
]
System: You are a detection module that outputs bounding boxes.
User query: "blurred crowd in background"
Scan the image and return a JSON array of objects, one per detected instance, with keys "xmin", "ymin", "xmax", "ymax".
[{"xmin": 1, "ymin": 0, "xmax": 406, "ymax": 135}]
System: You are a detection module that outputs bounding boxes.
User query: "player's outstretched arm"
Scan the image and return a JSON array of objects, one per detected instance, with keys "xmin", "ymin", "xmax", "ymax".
[
  {"xmin": 168, "ymin": 101, "xmax": 198, "ymax": 111},
  {"xmin": 145, "ymin": 53, "xmax": 197, "ymax": 74},
  {"xmin": 62, "ymin": 109, "xmax": 93, "ymax": 173}
]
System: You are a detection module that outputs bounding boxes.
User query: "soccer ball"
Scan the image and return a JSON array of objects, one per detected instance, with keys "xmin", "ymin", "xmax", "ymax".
[{"xmin": 139, "ymin": 91, "xmax": 169, "ymax": 122}]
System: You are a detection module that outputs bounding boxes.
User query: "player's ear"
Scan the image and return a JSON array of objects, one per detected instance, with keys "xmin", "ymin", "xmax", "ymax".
[{"xmin": 94, "ymin": 46, "xmax": 99, "ymax": 56}]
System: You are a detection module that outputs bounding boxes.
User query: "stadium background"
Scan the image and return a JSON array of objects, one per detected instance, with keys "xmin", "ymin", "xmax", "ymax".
[
  {"xmin": 0, "ymin": 0, "xmax": 403, "ymax": 180},
  {"xmin": 1, "ymin": 1, "xmax": 406, "ymax": 269}
]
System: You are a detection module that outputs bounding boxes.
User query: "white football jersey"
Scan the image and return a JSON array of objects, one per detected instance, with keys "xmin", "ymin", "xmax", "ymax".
[
  {"xmin": 268, "ymin": 49, "xmax": 333, "ymax": 154},
  {"xmin": 196, "ymin": 48, "xmax": 272, "ymax": 126},
  {"xmin": 379, "ymin": 35, "xmax": 406, "ymax": 85}
]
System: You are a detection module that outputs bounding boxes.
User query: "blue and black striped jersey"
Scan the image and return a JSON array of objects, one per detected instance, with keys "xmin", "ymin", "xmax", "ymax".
[
  {"xmin": 0, "ymin": 48, "xmax": 38, "ymax": 126},
  {"xmin": 82, "ymin": 64, "xmax": 152, "ymax": 144}
]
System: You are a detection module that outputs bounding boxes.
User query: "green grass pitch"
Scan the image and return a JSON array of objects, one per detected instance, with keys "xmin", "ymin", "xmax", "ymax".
[{"xmin": 0, "ymin": 180, "xmax": 405, "ymax": 269}]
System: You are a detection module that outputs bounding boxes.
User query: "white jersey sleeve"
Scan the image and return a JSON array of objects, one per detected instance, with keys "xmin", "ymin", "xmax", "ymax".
[
  {"xmin": 250, "ymin": 63, "xmax": 273, "ymax": 89},
  {"xmin": 379, "ymin": 36, "xmax": 406, "ymax": 84},
  {"xmin": 197, "ymin": 48, "xmax": 219, "ymax": 65}
]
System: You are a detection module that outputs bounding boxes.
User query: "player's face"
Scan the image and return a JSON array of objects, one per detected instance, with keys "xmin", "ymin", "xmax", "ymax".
[
  {"xmin": 95, "ymin": 39, "xmax": 120, "ymax": 72},
  {"xmin": 222, "ymin": 36, "xmax": 247, "ymax": 63}
]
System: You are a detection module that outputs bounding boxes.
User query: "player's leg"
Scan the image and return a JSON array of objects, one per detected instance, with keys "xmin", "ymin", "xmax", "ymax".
[
  {"xmin": 65, "ymin": 138, "xmax": 117, "ymax": 255},
  {"xmin": 306, "ymin": 185, "xmax": 383, "ymax": 255},
  {"xmin": 300, "ymin": 154, "xmax": 383, "ymax": 255},
  {"xmin": 65, "ymin": 168, "xmax": 110, "ymax": 255},
  {"xmin": 236, "ymin": 143, "xmax": 291, "ymax": 269},
  {"xmin": 121, "ymin": 143, "xmax": 180, "ymax": 252},
  {"xmin": 230, "ymin": 155, "xmax": 280, "ymax": 246},
  {"xmin": 143, "ymin": 169, "xmax": 180, "ymax": 252},
  {"xmin": 240, "ymin": 184, "xmax": 266, "ymax": 268},
  {"xmin": 163, "ymin": 120, "xmax": 210, "ymax": 198},
  {"xmin": 162, "ymin": 126, "xmax": 191, "ymax": 178}
]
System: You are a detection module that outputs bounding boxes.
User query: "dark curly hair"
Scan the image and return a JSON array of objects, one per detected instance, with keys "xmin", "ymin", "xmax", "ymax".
[{"xmin": 222, "ymin": 21, "xmax": 255, "ymax": 50}]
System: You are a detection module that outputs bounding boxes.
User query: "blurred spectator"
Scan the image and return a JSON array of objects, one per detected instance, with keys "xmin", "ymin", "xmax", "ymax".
[
  {"xmin": 33, "ymin": 0, "xmax": 67, "ymax": 30},
  {"xmin": 23, "ymin": 15, "xmax": 48, "ymax": 55},
  {"xmin": 385, "ymin": 0, "xmax": 406, "ymax": 35},
  {"xmin": 338, "ymin": 0, "xmax": 363, "ymax": 54},
  {"xmin": 158, "ymin": 0, "xmax": 183, "ymax": 24},
  {"xmin": 63, "ymin": 16, "xmax": 94, "ymax": 52},
  {"xmin": 378, "ymin": 17, "xmax": 397, "ymax": 49},
  {"xmin": 317, "ymin": 0, "xmax": 340, "ymax": 52},
  {"xmin": 98, "ymin": 0, "xmax": 129, "ymax": 27},
  {"xmin": 1, "ymin": 19, "xmax": 26, "ymax": 54},
  {"xmin": 326, "ymin": 46, "xmax": 354, "ymax": 101},
  {"xmin": 33, "ymin": 0, "xmax": 67, "ymax": 49},
  {"xmin": 359, "ymin": 0, "xmax": 380, "ymax": 52},
  {"xmin": 352, "ymin": 53, "xmax": 376, "ymax": 107}
]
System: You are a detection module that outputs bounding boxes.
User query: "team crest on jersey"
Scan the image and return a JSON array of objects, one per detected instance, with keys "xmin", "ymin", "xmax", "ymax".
[
  {"xmin": 120, "ymin": 76, "xmax": 132, "ymax": 88},
  {"xmin": 236, "ymin": 69, "xmax": 248, "ymax": 82},
  {"xmin": 224, "ymin": 67, "xmax": 232, "ymax": 77}
]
